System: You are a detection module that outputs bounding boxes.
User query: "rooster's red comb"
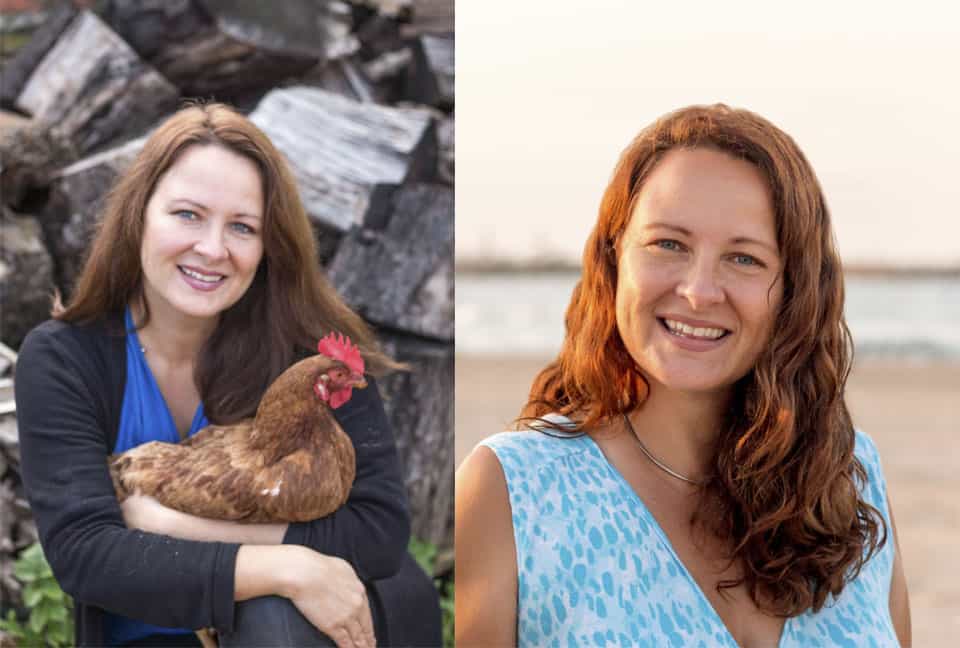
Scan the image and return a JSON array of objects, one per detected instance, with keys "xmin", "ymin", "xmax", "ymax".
[{"xmin": 317, "ymin": 332, "xmax": 365, "ymax": 375}]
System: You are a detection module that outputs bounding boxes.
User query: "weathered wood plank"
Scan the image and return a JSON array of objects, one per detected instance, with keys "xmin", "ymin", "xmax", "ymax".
[
  {"xmin": 405, "ymin": 33, "xmax": 452, "ymax": 109},
  {"xmin": 0, "ymin": 208, "xmax": 54, "ymax": 349},
  {"xmin": 39, "ymin": 137, "xmax": 142, "ymax": 297},
  {"xmin": 401, "ymin": 0, "xmax": 454, "ymax": 37},
  {"xmin": 105, "ymin": 0, "xmax": 328, "ymax": 99},
  {"xmin": 378, "ymin": 332, "xmax": 453, "ymax": 553},
  {"xmin": 0, "ymin": 1, "xmax": 78, "ymax": 109},
  {"xmin": 14, "ymin": 11, "xmax": 179, "ymax": 155},
  {"xmin": 327, "ymin": 183, "xmax": 453, "ymax": 341},
  {"xmin": 249, "ymin": 86, "xmax": 436, "ymax": 232}
]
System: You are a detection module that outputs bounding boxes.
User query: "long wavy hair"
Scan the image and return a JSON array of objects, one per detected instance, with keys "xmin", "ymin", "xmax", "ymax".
[
  {"xmin": 521, "ymin": 104, "xmax": 886, "ymax": 616},
  {"xmin": 55, "ymin": 102, "xmax": 399, "ymax": 423}
]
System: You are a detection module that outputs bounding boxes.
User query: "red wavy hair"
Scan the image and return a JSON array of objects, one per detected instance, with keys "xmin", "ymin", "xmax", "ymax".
[{"xmin": 521, "ymin": 104, "xmax": 886, "ymax": 616}]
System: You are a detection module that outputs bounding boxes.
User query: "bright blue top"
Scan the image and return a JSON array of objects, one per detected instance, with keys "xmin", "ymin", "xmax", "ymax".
[
  {"xmin": 104, "ymin": 308, "xmax": 210, "ymax": 646},
  {"xmin": 481, "ymin": 415, "xmax": 899, "ymax": 648}
]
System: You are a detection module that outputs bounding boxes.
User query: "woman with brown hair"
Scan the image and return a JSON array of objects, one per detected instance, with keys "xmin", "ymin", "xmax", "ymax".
[
  {"xmin": 456, "ymin": 104, "xmax": 910, "ymax": 646},
  {"xmin": 15, "ymin": 103, "xmax": 440, "ymax": 647}
]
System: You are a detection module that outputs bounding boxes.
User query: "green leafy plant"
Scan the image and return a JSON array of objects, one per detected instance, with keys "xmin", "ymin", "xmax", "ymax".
[
  {"xmin": 0, "ymin": 542, "xmax": 73, "ymax": 648},
  {"xmin": 408, "ymin": 537, "xmax": 454, "ymax": 647},
  {"xmin": 438, "ymin": 577, "xmax": 454, "ymax": 647}
]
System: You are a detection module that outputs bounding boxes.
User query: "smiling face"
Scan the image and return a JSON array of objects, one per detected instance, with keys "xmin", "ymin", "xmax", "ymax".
[
  {"xmin": 140, "ymin": 144, "xmax": 265, "ymax": 325},
  {"xmin": 615, "ymin": 147, "xmax": 783, "ymax": 397}
]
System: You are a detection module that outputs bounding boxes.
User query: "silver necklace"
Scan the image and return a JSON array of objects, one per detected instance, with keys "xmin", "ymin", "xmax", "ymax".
[{"xmin": 622, "ymin": 413, "xmax": 704, "ymax": 486}]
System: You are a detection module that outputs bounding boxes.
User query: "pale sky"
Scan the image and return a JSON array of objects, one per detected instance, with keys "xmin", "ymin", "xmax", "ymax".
[{"xmin": 456, "ymin": 1, "xmax": 960, "ymax": 268}]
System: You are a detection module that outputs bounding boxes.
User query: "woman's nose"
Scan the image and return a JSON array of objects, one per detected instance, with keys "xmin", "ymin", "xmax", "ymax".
[
  {"xmin": 193, "ymin": 225, "xmax": 228, "ymax": 261},
  {"xmin": 676, "ymin": 257, "xmax": 725, "ymax": 310}
]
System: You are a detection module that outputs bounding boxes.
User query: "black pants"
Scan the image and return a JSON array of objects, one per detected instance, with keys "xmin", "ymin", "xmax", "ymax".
[{"xmin": 131, "ymin": 553, "xmax": 441, "ymax": 647}]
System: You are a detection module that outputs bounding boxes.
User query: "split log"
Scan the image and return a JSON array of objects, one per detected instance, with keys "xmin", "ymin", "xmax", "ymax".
[
  {"xmin": 0, "ymin": 1, "xmax": 78, "ymax": 109},
  {"xmin": 104, "ymin": 0, "xmax": 328, "ymax": 100},
  {"xmin": 355, "ymin": 11, "xmax": 406, "ymax": 59},
  {"xmin": 327, "ymin": 183, "xmax": 453, "ymax": 341},
  {"xmin": 0, "ymin": 419, "xmax": 16, "ymax": 469},
  {"xmin": 0, "ymin": 209, "xmax": 55, "ymax": 349},
  {"xmin": 436, "ymin": 113, "xmax": 453, "ymax": 185},
  {"xmin": 322, "ymin": 1, "xmax": 362, "ymax": 61},
  {"xmin": 302, "ymin": 57, "xmax": 378, "ymax": 104},
  {"xmin": 304, "ymin": 48, "xmax": 413, "ymax": 106},
  {"xmin": 377, "ymin": 332, "xmax": 453, "ymax": 554},
  {"xmin": 356, "ymin": 0, "xmax": 414, "ymax": 20},
  {"xmin": 14, "ymin": 10, "xmax": 180, "ymax": 156},
  {"xmin": 249, "ymin": 86, "xmax": 437, "ymax": 234},
  {"xmin": 400, "ymin": 0, "xmax": 454, "ymax": 38},
  {"xmin": 39, "ymin": 138, "xmax": 142, "ymax": 297},
  {"xmin": 405, "ymin": 33, "xmax": 453, "ymax": 109},
  {"xmin": 301, "ymin": 3, "xmax": 415, "ymax": 105},
  {"xmin": 0, "ymin": 112, "xmax": 75, "ymax": 211}
]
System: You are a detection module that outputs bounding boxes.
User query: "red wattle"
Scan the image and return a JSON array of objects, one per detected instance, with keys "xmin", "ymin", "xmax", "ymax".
[{"xmin": 328, "ymin": 388, "xmax": 352, "ymax": 409}]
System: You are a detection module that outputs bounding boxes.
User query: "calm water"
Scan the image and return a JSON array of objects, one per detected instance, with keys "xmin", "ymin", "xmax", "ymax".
[{"xmin": 456, "ymin": 272, "xmax": 960, "ymax": 359}]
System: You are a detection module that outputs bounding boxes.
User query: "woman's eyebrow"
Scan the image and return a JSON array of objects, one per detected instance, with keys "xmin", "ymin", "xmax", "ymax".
[
  {"xmin": 168, "ymin": 198, "xmax": 262, "ymax": 221},
  {"xmin": 730, "ymin": 236, "xmax": 778, "ymax": 254},
  {"xmin": 643, "ymin": 222, "xmax": 691, "ymax": 235}
]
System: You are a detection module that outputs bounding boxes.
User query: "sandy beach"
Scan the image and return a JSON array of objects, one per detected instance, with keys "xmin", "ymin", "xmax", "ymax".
[{"xmin": 456, "ymin": 354, "xmax": 960, "ymax": 645}]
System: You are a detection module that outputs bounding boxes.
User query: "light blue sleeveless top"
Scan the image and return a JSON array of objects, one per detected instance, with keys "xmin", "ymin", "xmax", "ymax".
[
  {"xmin": 104, "ymin": 308, "xmax": 210, "ymax": 645},
  {"xmin": 481, "ymin": 416, "xmax": 898, "ymax": 648}
]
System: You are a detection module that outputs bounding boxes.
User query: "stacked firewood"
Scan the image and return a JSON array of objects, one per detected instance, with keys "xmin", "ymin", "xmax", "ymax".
[{"xmin": 0, "ymin": 0, "xmax": 455, "ymax": 613}]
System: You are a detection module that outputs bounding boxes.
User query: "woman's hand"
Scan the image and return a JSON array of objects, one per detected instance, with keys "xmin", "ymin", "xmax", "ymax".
[{"xmin": 284, "ymin": 549, "xmax": 376, "ymax": 648}]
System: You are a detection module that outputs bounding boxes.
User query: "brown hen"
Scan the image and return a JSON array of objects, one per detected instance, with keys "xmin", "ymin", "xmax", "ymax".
[{"xmin": 109, "ymin": 333, "xmax": 366, "ymax": 523}]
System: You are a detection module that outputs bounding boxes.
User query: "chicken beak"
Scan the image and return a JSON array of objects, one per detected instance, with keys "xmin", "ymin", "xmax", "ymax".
[{"xmin": 353, "ymin": 374, "xmax": 367, "ymax": 389}]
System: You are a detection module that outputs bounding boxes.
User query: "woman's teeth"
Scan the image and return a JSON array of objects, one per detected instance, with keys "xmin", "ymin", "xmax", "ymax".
[
  {"xmin": 663, "ymin": 318, "xmax": 727, "ymax": 340},
  {"xmin": 179, "ymin": 266, "xmax": 225, "ymax": 283}
]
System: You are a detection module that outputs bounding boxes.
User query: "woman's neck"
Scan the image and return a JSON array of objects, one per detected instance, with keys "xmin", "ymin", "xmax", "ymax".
[
  {"xmin": 130, "ymin": 298, "xmax": 217, "ymax": 368},
  {"xmin": 625, "ymin": 382, "xmax": 731, "ymax": 483}
]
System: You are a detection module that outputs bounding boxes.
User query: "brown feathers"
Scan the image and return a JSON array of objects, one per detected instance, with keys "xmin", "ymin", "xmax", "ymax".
[{"xmin": 109, "ymin": 353, "xmax": 359, "ymax": 523}]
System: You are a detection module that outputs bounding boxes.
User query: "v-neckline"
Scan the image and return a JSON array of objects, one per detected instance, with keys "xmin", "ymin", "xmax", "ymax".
[
  {"xmin": 579, "ymin": 432, "xmax": 790, "ymax": 648},
  {"xmin": 126, "ymin": 308, "xmax": 204, "ymax": 441}
]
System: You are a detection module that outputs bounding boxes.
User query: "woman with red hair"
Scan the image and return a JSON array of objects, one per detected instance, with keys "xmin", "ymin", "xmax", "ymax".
[{"xmin": 457, "ymin": 104, "xmax": 910, "ymax": 647}]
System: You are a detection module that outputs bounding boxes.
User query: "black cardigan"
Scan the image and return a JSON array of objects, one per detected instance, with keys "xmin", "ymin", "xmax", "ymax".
[{"xmin": 14, "ymin": 314, "xmax": 410, "ymax": 646}]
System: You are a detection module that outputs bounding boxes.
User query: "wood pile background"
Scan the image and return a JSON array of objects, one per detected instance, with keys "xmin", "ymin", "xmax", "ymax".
[{"xmin": 0, "ymin": 0, "xmax": 454, "ymax": 616}]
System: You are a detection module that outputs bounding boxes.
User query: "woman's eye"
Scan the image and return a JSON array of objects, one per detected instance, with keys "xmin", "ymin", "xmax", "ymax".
[
  {"xmin": 732, "ymin": 254, "xmax": 761, "ymax": 267},
  {"xmin": 174, "ymin": 210, "xmax": 197, "ymax": 221},
  {"xmin": 231, "ymin": 222, "xmax": 256, "ymax": 235},
  {"xmin": 654, "ymin": 239, "xmax": 683, "ymax": 252}
]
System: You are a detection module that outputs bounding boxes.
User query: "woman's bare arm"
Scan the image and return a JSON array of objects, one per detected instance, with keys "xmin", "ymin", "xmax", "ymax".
[
  {"xmin": 455, "ymin": 445, "xmax": 519, "ymax": 647},
  {"xmin": 887, "ymin": 493, "xmax": 911, "ymax": 647},
  {"xmin": 120, "ymin": 493, "xmax": 287, "ymax": 544}
]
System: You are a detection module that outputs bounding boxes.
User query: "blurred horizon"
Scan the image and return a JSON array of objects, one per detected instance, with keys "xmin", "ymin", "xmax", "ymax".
[{"xmin": 457, "ymin": 0, "xmax": 960, "ymax": 270}]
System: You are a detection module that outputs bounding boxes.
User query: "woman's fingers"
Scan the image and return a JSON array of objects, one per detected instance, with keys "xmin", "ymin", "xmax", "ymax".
[
  {"xmin": 330, "ymin": 626, "xmax": 358, "ymax": 648},
  {"xmin": 360, "ymin": 594, "xmax": 376, "ymax": 647},
  {"xmin": 345, "ymin": 618, "xmax": 368, "ymax": 648},
  {"xmin": 344, "ymin": 589, "xmax": 375, "ymax": 648}
]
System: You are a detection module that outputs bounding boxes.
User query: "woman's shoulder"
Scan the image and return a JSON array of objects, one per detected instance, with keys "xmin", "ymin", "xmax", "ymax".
[
  {"xmin": 21, "ymin": 313, "xmax": 123, "ymax": 348},
  {"xmin": 479, "ymin": 415, "xmax": 593, "ymax": 475},
  {"xmin": 17, "ymin": 314, "xmax": 126, "ymax": 397},
  {"xmin": 852, "ymin": 427, "xmax": 885, "ymax": 482},
  {"xmin": 850, "ymin": 427, "xmax": 892, "ymax": 522},
  {"xmin": 852, "ymin": 427, "xmax": 881, "ymax": 462}
]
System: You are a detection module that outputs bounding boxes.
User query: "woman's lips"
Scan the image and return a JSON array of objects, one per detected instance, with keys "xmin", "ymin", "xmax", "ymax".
[
  {"xmin": 658, "ymin": 317, "xmax": 730, "ymax": 351},
  {"xmin": 178, "ymin": 265, "xmax": 226, "ymax": 292}
]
